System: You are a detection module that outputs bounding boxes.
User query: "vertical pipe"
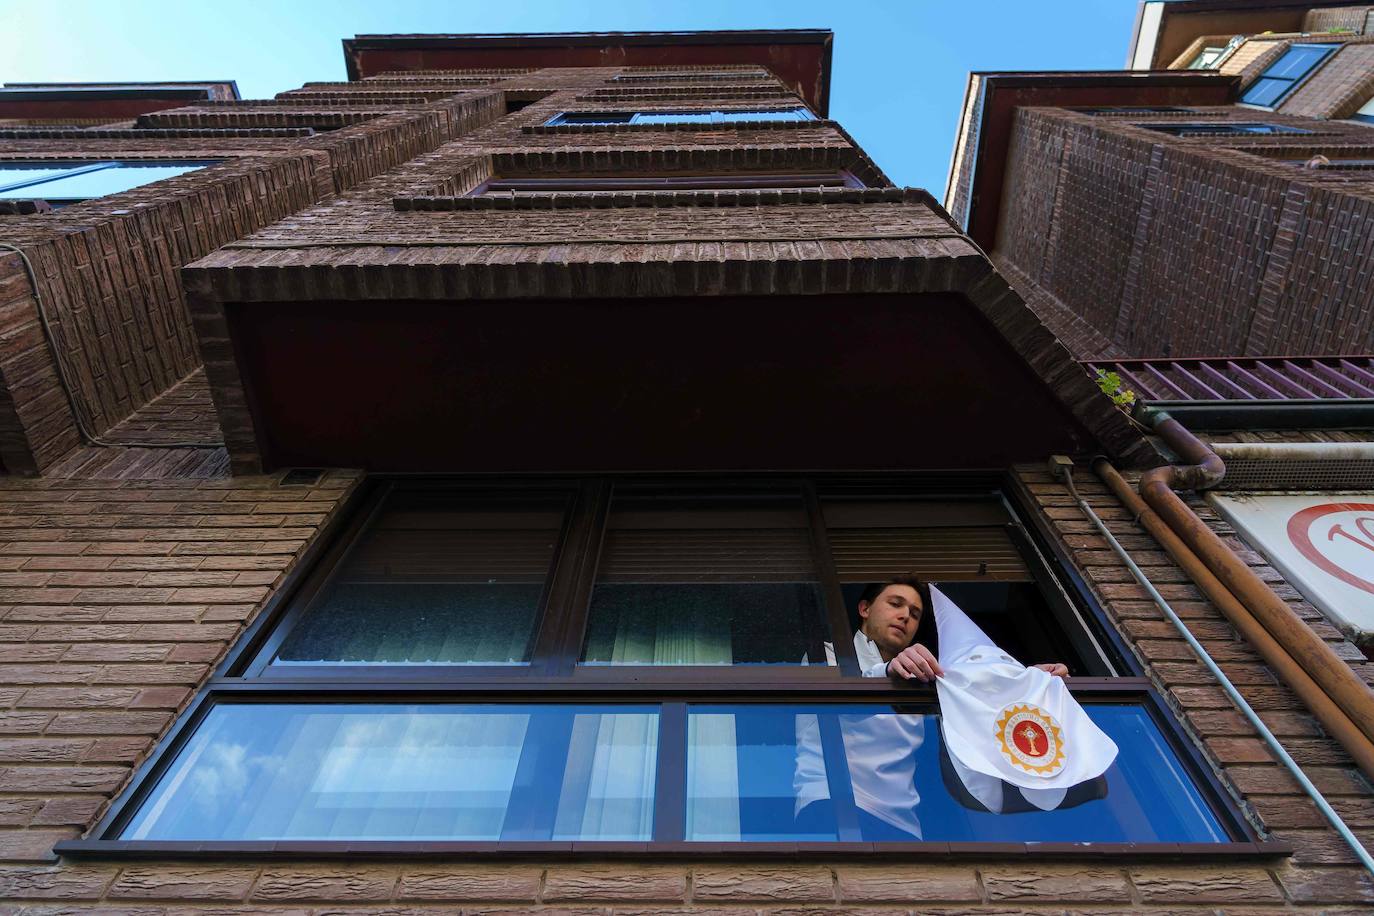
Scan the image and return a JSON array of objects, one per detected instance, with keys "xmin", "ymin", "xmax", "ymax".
[
  {"xmin": 1095, "ymin": 458, "xmax": 1374, "ymax": 776},
  {"xmin": 1139, "ymin": 409, "xmax": 1374, "ymax": 745},
  {"xmin": 1058, "ymin": 462, "xmax": 1374, "ymax": 878}
]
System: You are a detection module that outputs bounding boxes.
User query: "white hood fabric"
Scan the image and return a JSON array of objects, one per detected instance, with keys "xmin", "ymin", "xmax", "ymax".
[{"xmin": 931, "ymin": 585, "xmax": 1118, "ymax": 807}]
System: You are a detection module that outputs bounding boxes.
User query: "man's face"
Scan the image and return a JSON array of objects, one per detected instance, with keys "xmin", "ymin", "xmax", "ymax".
[{"xmin": 859, "ymin": 584, "xmax": 922, "ymax": 657}]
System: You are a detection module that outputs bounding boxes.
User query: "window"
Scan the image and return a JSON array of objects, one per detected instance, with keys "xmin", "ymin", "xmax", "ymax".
[
  {"xmin": 69, "ymin": 477, "xmax": 1258, "ymax": 853},
  {"xmin": 1241, "ymin": 43, "xmax": 1339, "ymax": 108},
  {"xmin": 1187, "ymin": 36, "xmax": 1243, "ymax": 70},
  {"xmin": 0, "ymin": 159, "xmax": 217, "ymax": 206},
  {"xmin": 546, "ymin": 107, "xmax": 814, "ymax": 126},
  {"xmin": 1353, "ymin": 95, "xmax": 1374, "ymax": 125},
  {"xmin": 1137, "ymin": 122, "xmax": 1313, "ymax": 136},
  {"xmin": 475, "ymin": 172, "xmax": 863, "ymax": 195},
  {"xmin": 1189, "ymin": 46, "xmax": 1228, "ymax": 69}
]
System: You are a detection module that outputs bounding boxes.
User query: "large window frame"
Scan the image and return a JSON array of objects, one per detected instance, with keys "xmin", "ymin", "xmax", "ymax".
[
  {"xmin": 1240, "ymin": 43, "xmax": 1339, "ymax": 109},
  {"xmin": 0, "ymin": 159, "xmax": 219, "ymax": 206},
  {"xmin": 58, "ymin": 473, "xmax": 1278, "ymax": 859},
  {"xmin": 545, "ymin": 107, "xmax": 815, "ymax": 126},
  {"xmin": 1136, "ymin": 122, "xmax": 1315, "ymax": 137},
  {"xmin": 471, "ymin": 171, "xmax": 865, "ymax": 196}
]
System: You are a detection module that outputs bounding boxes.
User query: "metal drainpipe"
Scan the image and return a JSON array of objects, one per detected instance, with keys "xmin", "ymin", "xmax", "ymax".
[
  {"xmin": 1055, "ymin": 460, "xmax": 1374, "ymax": 877},
  {"xmin": 1136, "ymin": 407, "xmax": 1374, "ymax": 746},
  {"xmin": 1094, "ymin": 458, "xmax": 1374, "ymax": 776}
]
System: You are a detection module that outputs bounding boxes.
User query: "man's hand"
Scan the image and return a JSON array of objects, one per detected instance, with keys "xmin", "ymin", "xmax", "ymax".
[
  {"xmin": 1034, "ymin": 662, "xmax": 1069, "ymax": 679},
  {"xmin": 886, "ymin": 644, "xmax": 944, "ymax": 682}
]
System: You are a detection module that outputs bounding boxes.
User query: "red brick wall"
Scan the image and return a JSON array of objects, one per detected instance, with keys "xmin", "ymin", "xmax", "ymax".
[
  {"xmin": 1281, "ymin": 42, "xmax": 1374, "ymax": 120},
  {"xmin": 0, "ymin": 463, "xmax": 1371, "ymax": 908},
  {"xmin": 0, "ymin": 469, "xmax": 360, "ymax": 863},
  {"xmin": 994, "ymin": 106, "xmax": 1374, "ymax": 359},
  {"xmin": 0, "ymin": 91, "xmax": 504, "ymax": 474}
]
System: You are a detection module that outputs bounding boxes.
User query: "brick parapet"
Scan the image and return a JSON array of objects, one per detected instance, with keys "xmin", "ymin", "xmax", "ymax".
[
  {"xmin": 0, "ymin": 91, "xmax": 504, "ymax": 475},
  {"xmin": 0, "ymin": 154, "xmax": 330, "ymax": 473},
  {"xmin": 1304, "ymin": 5, "xmax": 1374, "ymax": 33},
  {"xmin": 396, "ymin": 185, "xmax": 935, "ymax": 211},
  {"xmin": 993, "ymin": 106, "xmax": 1374, "ymax": 359}
]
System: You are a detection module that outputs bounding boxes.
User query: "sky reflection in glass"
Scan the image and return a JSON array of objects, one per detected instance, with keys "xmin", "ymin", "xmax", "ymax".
[{"xmin": 123, "ymin": 704, "xmax": 658, "ymax": 841}]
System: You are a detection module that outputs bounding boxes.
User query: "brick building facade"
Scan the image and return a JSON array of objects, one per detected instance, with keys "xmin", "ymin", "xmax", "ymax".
[{"xmin": 1, "ymin": 25, "xmax": 1373, "ymax": 914}]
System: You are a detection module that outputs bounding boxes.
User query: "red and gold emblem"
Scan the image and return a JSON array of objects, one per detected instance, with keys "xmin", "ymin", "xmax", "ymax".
[{"xmin": 995, "ymin": 704, "xmax": 1066, "ymax": 776}]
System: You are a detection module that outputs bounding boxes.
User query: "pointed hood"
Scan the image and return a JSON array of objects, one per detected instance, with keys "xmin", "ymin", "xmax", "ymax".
[{"xmin": 930, "ymin": 583, "xmax": 999, "ymax": 667}]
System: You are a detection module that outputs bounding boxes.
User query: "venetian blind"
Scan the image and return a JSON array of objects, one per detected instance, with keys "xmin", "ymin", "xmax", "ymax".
[{"xmin": 823, "ymin": 500, "xmax": 1031, "ymax": 582}]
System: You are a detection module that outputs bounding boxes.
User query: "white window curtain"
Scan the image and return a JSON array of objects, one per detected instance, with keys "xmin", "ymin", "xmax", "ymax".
[{"xmin": 555, "ymin": 711, "xmax": 659, "ymax": 840}]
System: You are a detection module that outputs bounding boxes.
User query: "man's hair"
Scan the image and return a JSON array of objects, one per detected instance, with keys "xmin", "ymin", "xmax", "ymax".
[{"xmin": 859, "ymin": 574, "xmax": 926, "ymax": 607}]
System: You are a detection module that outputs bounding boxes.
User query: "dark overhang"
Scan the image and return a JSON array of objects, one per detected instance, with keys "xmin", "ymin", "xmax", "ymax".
[
  {"xmin": 223, "ymin": 293, "xmax": 1101, "ymax": 473},
  {"xmin": 342, "ymin": 30, "xmax": 834, "ymax": 115},
  {"xmin": 943, "ymin": 70, "xmax": 1237, "ymax": 251},
  {"xmin": 0, "ymin": 81, "xmax": 240, "ymax": 119},
  {"xmin": 1129, "ymin": 0, "xmax": 1372, "ymax": 70}
]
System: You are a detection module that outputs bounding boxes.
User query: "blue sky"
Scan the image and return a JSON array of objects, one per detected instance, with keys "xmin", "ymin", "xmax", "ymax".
[{"xmin": 2, "ymin": 0, "xmax": 1139, "ymax": 191}]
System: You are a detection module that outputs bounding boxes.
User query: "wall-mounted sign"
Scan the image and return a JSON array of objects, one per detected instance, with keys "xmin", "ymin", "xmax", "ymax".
[{"xmin": 1209, "ymin": 492, "xmax": 1374, "ymax": 640}]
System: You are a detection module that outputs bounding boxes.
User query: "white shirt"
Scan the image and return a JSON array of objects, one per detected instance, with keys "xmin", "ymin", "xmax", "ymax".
[{"xmin": 794, "ymin": 629, "xmax": 924, "ymax": 837}]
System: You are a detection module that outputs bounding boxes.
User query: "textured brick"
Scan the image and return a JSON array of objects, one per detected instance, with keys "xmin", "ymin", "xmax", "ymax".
[
  {"xmin": 1276, "ymin": 865, "xmax": 1374, "ymax": 903},
  {"xmin": 0, "ymin": 864, "xmax": 117, "ymax": 898},
  {"xmin": 1129, "ymin": 866, "xmax": 1284, "ymax": 902},
  {"xmin": 836, "ymin": 865, "xmax": 980, "ymax": 902},
  {"xmin": 981, "ymin": 866, "xmax": 1130, "ymax": 902},
  {"xmin": 108, "ymin": 865, "xmax": 259, "ymax": 900},
  {"xmin": 544, "ymin": 866, "xmax": 686, "ymax": 902},
  {"xmin": 692, "ymin": 866, "xmax": 834, "ymax": 902},
  {"xmin": 252, "ymin": 867, "xmax": 398, "ymax": 901},
  {"xmin": 991, "ymin": 106, "xmax": 1374, "ymax": 360},
  {"xmin": 397, "ymin": 867, "xmax": 542, "ymax": 901}
]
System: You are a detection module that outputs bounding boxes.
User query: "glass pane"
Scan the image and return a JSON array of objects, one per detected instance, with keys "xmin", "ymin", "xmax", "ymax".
[
  {"xmin": 1189, "ymin": 47, "xmax": 1223, "ymax": 69},
  {"xmin": 686, "ymin": 704, "xmax": 1230, "ymax": 843},
  {"xmin": 633, "ymin": 111, "xmax": 715, "ymax": 124},
  {"xmin": 554, "ymin": 112, "xmax": 633, "ymax": 125},
  {"xmin": 1242, "ymin": 78, "xmax": 1291, "ymax": 108},
  {"xmin": 0, "ymin": 162, "xmax": 97, "ymax": 194},
  {"xmin": 272, "ymin": 491, "xmax": 566, "ymax": 666},
  {"xmin": 122, "ymin": 704, "xmax": 658, "ymax": 841},
  {"xmin": 1265, "ymin": 44, "xmax": 1332, "ymax": 80},
  {"xmin": 27, "ymin": 162, "xmax": 213, "ymax": 201},
  {"xmin": 580, "ymin": 490, "xmax": 831, "ymax": 666},
  {"xmin": 715, "ymin": 108, "xmax": 809, "ymax": 122}
]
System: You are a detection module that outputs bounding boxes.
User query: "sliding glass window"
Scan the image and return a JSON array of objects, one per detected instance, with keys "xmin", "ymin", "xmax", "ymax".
[{"xmin": 66, "ymin": 476, "xmax": 1262, "ymax": 856}]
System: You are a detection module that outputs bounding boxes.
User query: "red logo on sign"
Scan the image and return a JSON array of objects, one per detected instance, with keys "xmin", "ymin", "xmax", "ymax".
[{"xmin": 1286, "ymin": 503, "xmax": 1374, "ymax": 595}]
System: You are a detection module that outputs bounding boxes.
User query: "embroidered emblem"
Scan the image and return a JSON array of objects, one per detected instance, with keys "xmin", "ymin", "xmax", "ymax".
[{"xmin": 995, "ymin": 703, "xmax": 1066, "ymax": 777}]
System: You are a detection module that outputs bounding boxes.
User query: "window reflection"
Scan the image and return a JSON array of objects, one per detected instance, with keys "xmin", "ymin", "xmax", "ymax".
[
  {"xmin": 122, "ymin": 701, "xmax": 1227, "ymax": 844},
  {"xmin": 548, "ymin": 108, "xmax": 814, "ymax": 126},
  {"xmin": 687, "ymin": 704, "xmax": 1229, "ymax": 843},
  {"xmin": 122, "ymin": 704, "xmax": 658, "ymax": 841},
  {"xmin": 0, "ymin": 160, "xmax": 217, "ymax": 204}
]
